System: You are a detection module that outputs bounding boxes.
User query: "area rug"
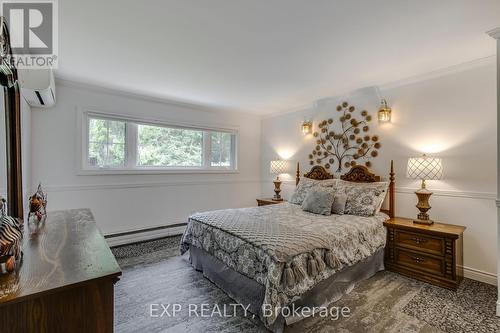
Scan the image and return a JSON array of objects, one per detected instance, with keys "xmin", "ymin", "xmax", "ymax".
[
  {"xmin": 403, "ymin": 278, "xmax": 500, "ymax": 333},
  {"xmin": 112, "ymin": 236, "xmax": 499, "ymax": 333}
]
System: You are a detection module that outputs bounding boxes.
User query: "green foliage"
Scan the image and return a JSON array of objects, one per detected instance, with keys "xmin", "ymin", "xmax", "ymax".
[
  {"xmin": 211, "ymin": 132, "xmax": 231, "ymax": 167},
  {"xmin": 138, "ymin": 124, "xmax": 202, "ymax": 167},
  {"xmin": 88, "ymin": 117, "xmax": 234, "ymax": 169},
  {"xmin": 88, "ymin": 118, "xmax": 125, "ymax": 167}
]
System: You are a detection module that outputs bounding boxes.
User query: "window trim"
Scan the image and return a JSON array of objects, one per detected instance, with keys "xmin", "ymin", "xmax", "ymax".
[{"xmin": 77, "ymin": 109, "xmax": 239, "ymax": 175}]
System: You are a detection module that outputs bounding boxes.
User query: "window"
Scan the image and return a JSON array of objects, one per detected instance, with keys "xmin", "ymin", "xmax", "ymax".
[
  {"xmin": 137, "ymin": 124, "xmax": 203, "ymax": 167},
  {"xmin": 83, "ymin": 112, "xmax": 237, "ymax": 173},
  {"xmin": 211, "ymin": 132, "xmax": 233, "ymax": 167},
  {"xmin": 88, "ymin": 118, "xmax": 126, "ymax": 168}
]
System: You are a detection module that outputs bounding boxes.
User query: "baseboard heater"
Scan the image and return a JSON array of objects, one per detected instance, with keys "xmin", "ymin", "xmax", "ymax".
[{"xmin": 105, "ymin": 223, "xmax": 187, "ymax": 247}]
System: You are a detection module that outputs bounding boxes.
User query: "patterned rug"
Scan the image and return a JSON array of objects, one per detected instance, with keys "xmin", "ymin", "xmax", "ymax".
[
  {"xmin": 112, "ymin": 237, "xmax": 181, "ymax": 269},
  {"xmin": 403, "ymin": 278, "xmax": 500, "ymax": 333},
  {"xmin": 112, "ymin": 236, "xmax": 499, "ymax": 333}
]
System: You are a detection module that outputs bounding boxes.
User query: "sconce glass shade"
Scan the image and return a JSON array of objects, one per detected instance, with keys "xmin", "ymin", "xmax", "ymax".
[
  {"xmin": 407, "ymin": 155, "xmax": 443, "ymax": 180},
  {"xmin": 270, "ymin": 160, "xmax": 287, "ymax": 175},
  {"xmin": 301, "ymin": 121, "xmax": 312, "ymax": 135},
  {"xmin": 378, "ymin": 99, "xmax": 392, "ymax": 123}
]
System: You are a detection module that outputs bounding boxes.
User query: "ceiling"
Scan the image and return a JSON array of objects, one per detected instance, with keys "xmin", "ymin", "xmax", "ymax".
[{"xmin": 57, "ymin": 0, "xmax": 500, "ymax": 114}]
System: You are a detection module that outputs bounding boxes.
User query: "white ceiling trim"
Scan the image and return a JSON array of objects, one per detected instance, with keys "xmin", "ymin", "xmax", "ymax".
[
  {"xmin": 378, "ymin": 55, "xmax": 495, "ymax": 91},
  {"xmin": 57, "ymin": 53, "xmax": 495, "ymax": 121},
  {"xmin": 55, "ymin": 76, "xmax": 261, "ymax": 118},
  {"xmin": 262, "ymin": 55, "xmax": 495, "ymax": 120}
]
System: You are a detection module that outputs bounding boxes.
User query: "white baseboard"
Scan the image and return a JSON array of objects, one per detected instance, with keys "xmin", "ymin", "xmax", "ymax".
[
  {"xmin": 459, "ymin": 265, "xmax": 497, "ymax": 285},
  {"xmin": 105, "ymin": 225, "xmax": 186, "ymax": 247}
]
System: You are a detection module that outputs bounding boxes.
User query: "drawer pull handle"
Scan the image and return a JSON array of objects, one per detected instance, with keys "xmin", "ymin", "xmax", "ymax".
[
  {"xmin": 411, "ymin": 256, "xmax": 425, "ymax": 263},
  {"xmin": 411, "ymin": 237, "xmax": 427, "ymax": 244}
]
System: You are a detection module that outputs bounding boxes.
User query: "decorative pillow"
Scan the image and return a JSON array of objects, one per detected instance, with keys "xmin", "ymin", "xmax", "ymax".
[
  {"xmin": 289, "ymin": 178, "xmax": 337, "ymax": 205},
  {"xmin": 331, "ymin": 192, "xmax": 348, "ymax": 215},
  {"xmin": 337, "ymin": 180, "xmax": 389, "ymax": 216},
  {"xmin": 301, "ymin": 187, "xmax": 335, "ymax": 215}
]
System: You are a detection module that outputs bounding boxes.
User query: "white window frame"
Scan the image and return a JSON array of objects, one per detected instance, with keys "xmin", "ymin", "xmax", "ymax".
[{"xmin": 77, "ymin": 110, "xmax": 239, "ymax": 175}]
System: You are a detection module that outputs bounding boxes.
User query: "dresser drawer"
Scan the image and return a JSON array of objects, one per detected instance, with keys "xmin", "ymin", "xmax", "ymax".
[
  {"xmin": 394, "ymin": 248, "xmax": 444, "ymax": 277},
  {"xmin": 395, "ymin": 230, "xmax": 444, "ymax": 255}
]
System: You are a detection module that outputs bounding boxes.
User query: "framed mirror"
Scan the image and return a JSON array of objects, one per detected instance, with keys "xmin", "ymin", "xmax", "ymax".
[{"xmin": 0, "ymin": 17, "xmax": 23, "ymax": 219}]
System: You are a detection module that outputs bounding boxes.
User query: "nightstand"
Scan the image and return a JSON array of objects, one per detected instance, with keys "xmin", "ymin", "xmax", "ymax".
[
  {"xmin": 256, "ymin": 198, "xmax": 285, "ymax": 206},
  {"xmin": 384, "ymin": 217, "xmax": 466, "ymax": 290}
]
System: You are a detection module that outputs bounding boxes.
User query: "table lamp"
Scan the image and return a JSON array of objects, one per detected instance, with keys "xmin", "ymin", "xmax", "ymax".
[
  {"xmin": 270, "ymin": 160, "xmax": 287, "ymax": 201},
  {"xmin": 407, "ymin": 154, "xmax": 443, "ymax": 225}
]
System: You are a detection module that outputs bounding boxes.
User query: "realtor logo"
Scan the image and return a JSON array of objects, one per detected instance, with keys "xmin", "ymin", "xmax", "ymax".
[{"xmin": 0, "ymin": 0, "xmax": 58, "ymax": 68}]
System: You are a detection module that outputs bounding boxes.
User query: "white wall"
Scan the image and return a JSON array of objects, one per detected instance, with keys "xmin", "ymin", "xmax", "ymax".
[
  {"xmin": 261, "ymin": 60, "xmax": 497, "ymax": 284},
  {"xmin": 30, "ymin": 81, "xmax": 261, "ymax": 237},
  {"xmin": 0, "ymin": 89, "xmax": 32, "ymax": 213}
]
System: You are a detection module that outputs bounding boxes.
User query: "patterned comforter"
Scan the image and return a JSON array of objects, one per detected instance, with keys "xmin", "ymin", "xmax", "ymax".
[{"xmin": 180, "ymin": 202, "xmax": 387, "ymax": 327}]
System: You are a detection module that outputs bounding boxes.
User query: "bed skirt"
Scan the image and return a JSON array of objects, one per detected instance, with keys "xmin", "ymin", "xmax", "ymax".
[{"xmin": 188, "ymin": 246, "xmax": 385, "ymax": 332}]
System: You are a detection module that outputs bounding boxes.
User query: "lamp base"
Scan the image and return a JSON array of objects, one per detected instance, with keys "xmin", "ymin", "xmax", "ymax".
[
  {"xmin": 273, "ymin": 179, "xmax": 283, "ymax": 201},
  {"xmin": 414, "ymin": 187, "xmax": 434, "ymax": 226},
  {"xmin": 413, "ymin": 218, "xmax": 434, "ymax": 225}
]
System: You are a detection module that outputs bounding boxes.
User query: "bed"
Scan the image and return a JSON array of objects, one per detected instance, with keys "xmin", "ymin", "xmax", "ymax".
[{"xmin": 180, "ymin": 162, "xmax": 395, "ymax": 332}]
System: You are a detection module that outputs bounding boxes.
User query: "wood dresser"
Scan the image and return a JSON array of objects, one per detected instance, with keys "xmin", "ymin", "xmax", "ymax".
[
  {"xmin": 0, "ymin": 209, "xmax": 122, "ymax": 332},
  {"xmin": 384, "ymin": 217, "xmax": 465, "ymax": 290},
  {"xmin": 256, "ymin": 198, "xmax": 285, "ymax": 206}
]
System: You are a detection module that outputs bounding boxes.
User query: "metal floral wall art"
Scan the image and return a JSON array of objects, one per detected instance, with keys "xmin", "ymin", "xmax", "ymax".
[{"xmin": 309, "ymin": 101, "xmax": 381, "ymax": 172}]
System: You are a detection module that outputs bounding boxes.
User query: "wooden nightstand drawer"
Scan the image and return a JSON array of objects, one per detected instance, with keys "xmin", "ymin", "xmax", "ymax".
[
  {"xmin": 384, "ymin": 217, "xmax": 465, "ymax": 290},
  {"xmin": 395, "ymin": 248, "xmax": 444, "ymax": 277},
  {"xmin": 395, "ymin": 230, "xmax": 444, "ymax": 256}
]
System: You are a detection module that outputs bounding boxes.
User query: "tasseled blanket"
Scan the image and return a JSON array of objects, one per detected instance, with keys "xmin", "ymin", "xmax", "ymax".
[
  {"xmin": 180, "ymin": 203, "xmax": 388, "ymax": 328},
  {"xmin": 186, "ymin": 206, "xmax": 347, "ymax": 288},
  {"xmin": 281, "ymin": 249, "xmax": 343, "ymax": 288}
]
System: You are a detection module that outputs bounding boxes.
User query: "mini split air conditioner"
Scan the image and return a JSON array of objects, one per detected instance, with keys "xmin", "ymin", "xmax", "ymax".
[{"xmin": 18, "ymin": 69, "xmax": 56, "ymax": 108}]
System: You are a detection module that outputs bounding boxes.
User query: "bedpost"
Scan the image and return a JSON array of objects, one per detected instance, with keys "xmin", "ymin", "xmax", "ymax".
[
  {"xmin": 388, "ymin": 160, "xmax": 395, "ymax": 218},
  {"xmin": 296, "ymin": 162, "xmax": 300, "ymax": 186}
]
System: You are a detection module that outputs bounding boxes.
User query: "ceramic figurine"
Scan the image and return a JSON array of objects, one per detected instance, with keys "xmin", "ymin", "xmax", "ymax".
[{"xmin": 29, "ymin": 183, "xmax": 47, "ymax": 223}]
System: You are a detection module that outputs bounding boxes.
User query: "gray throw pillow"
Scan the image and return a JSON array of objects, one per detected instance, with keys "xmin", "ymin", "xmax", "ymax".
[
  {"xmin": 331, "ymin": 192, "xmax": 348, "ymax": 215},
  {"xmin": 301, "ymin": 187, "xmax": 335, "ymax": 216},
  {"xmin": 289, "ymin": 178, "xmax": 337, "ymax": 205}
]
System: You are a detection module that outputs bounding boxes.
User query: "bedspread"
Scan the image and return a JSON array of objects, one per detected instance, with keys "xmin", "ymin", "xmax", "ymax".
[{"xmin": 180, "ymin": 202, "xmax": 387, "ymax": 327}]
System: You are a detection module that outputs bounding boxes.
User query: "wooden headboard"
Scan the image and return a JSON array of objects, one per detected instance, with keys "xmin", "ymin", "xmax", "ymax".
[{"xmin": 295, "ymin": 161, "xmax": 395, "ymax": 218}]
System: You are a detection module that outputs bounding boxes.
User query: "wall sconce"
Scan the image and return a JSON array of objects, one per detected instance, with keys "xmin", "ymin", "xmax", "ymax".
[
  {"xmin": 378, "ymin": 99, "xmax": 392, "ymax": 123},
  {"xmin": 301, "ymin": 120, "xmax": 312, "ymax": 135}
]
